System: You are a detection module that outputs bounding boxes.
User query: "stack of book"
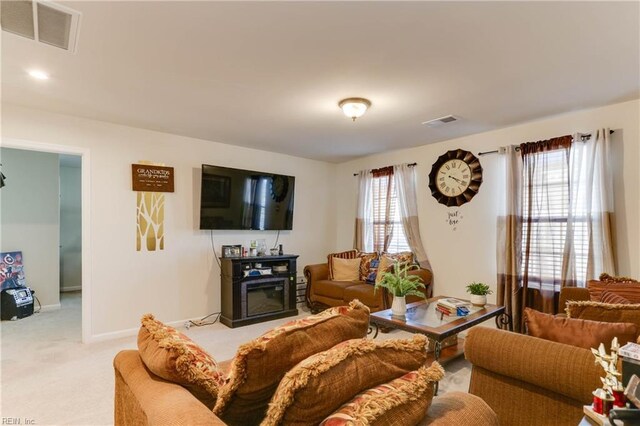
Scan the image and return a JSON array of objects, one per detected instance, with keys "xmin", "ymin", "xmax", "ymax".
[{"xmin": 436, "ymin": 298, "xmax": 471, "ymax": 317}]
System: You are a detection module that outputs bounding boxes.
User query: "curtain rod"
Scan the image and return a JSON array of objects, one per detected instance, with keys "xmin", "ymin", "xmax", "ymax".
[
  {"xmin": 353, "ymin": 162, "xmax": 417, "ymax": 177},
  {"xmin": 477, "ymin": 130, "xmax": 615, "ymax": 157}
]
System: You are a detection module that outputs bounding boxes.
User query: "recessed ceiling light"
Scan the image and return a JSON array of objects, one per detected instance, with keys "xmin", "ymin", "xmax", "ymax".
[{"xmin": 28, "ymin": 70, "xmax": 49, "ymax": 80}]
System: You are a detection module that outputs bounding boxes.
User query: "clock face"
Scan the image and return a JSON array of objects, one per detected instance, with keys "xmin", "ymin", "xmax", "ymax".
[
  {"xmin": 428, "ymin": 149, "xmax": 483, "ymax": 207},
  {"xmin": 436, "ymin": 159, "xmax": 472, "ymax": 197}
]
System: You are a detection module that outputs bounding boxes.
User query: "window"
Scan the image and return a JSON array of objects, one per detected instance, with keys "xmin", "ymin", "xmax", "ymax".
[
  {"xmin": 521, "ymin": 149, "xmax": 589, "ymax": 291},
  {"xmin": 371, "ymin": 174, "xmax": 410, "ymax": 253}
]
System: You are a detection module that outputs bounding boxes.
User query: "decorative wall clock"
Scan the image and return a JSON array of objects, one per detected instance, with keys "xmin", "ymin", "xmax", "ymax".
[{"xmin": 428, "ymin": 149, "xmax": 483, "ymax": 207}]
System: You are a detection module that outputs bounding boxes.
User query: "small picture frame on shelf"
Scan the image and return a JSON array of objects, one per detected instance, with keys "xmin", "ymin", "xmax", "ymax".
[{"xmin": 222, "ymin": 244, "xmax": 242, "ymax": 258}]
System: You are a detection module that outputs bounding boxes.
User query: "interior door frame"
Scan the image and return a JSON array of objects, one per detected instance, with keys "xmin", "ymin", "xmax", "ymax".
[{"xmin": 2, "ymin": 138, "xmax": 92, "ymax": 343}]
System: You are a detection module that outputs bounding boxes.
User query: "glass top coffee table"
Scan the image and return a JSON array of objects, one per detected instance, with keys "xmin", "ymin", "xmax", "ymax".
[{"xmin": 370, "ymin": 295, "xmax": 511, "ymax": 364}]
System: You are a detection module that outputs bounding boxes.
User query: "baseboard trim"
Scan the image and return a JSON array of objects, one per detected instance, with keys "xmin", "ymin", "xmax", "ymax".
[
  {"xmin": 61, "ymin": 286, "xmax": 82, "ymax": 292},
  {"xmin": 39, "ymin": 303, "xmax": 61, "ymax": 312},
  {"xmin": 86, "ymin": 317, "xmax": 201, "ymax": 343}
]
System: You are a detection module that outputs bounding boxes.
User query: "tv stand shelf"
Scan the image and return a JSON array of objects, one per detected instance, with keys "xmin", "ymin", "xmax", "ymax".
[{"xmin": 220, "ymin": 254, "xmax": 299, "ymax": 328}]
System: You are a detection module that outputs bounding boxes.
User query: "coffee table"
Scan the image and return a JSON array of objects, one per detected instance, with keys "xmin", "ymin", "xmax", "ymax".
[{"xmin": 369, "ymin": 296, "xmax": 511, "ymax": 365}]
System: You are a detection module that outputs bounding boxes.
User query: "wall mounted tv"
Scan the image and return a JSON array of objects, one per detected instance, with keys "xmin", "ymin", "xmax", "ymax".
[{"xmin": 199, "ymin": 164, "xmax": 295, "ymax": 230}]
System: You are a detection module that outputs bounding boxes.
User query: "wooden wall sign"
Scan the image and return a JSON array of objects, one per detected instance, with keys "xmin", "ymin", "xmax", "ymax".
[{"xmin": 132, "ymin": 164, "xmax": 174, "ymax": 192}]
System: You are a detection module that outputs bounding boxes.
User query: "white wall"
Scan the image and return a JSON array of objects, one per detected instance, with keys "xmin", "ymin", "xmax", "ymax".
[
  {"xmin": 60, "ymin": 163, "xmax": 82, "ymax": 291},
  {"xmin": 2, "ymin": 105, "xmax": 337, "ymax": 338},
  {"xmin": 0, "ymin": 148, "xmax": 60, "ymax": 308},
  {"xmin": 334, "ymin": 99, "xmax": 640, "ymax": 302}
]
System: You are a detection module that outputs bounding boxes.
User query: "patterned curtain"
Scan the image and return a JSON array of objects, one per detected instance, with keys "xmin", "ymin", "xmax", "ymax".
[{"xmin": 393, "ymin": 164, "xmax": 432, "ymax": 271}]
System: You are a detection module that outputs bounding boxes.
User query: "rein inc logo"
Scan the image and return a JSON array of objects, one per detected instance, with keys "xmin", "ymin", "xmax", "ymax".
[{"xmin": 2, "ymin": 418, "xmax": 35, "ymax": 425}]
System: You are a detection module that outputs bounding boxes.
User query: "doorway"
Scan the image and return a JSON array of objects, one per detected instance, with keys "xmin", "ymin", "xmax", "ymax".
[{"xmin": 1, "ymin": 138, "xmax": 91, "ymax": 343}]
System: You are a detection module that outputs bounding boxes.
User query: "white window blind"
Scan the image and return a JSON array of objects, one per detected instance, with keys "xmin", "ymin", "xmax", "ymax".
[
  {"xmin": 371, "ymin": 174, "xmax": 410, "ymax": 253},
  {"xmin": 521, "ymin": 149, "xmax": 588, "ymax": 291}
]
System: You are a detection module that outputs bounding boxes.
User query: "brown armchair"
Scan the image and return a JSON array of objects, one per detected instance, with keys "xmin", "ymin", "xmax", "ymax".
[
  {"xmin": 305, "ymin": 261, "xmax": 432, "ymax": 313},
  {"xmin": 465, "ymin": 326, "xmax": 602, "ymax": 426}
]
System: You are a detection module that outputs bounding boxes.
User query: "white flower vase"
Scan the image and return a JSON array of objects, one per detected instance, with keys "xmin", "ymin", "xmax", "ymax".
[
  {"xmin": 470, "ymin": 294, "xmax": 487, "ymax": 307},
  {"xmin": 391, "ymin": 296, "xmax": 407, "ymax": 317}
]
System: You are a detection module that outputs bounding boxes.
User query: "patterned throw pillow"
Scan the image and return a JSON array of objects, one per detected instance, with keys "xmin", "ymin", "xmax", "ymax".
[
  {"xmin": 384, "ymin": 251, "xmax": 414, "ymax": 265},
  {"xmin": 319, "ymin": 363, "xmax": 444, "ymax": 426},
  {"xmin": 358, "ymin": 252, "xmax": 378, "ymax": 282},
  {"xmin": 327, "ymin": 250, "xmax": 359, "ymax": 280},
  {"xmin": 587, "ymin": 279, "xmax": 640, "ymax": 303},
  {"xmin": 213, "ymin": 300, "xmax": 370, "ymax": 425},
  {"xmin": 137, "ymin": 314, "xmax": 226, "ymax": 408},
  {"xmin": 601, "ymin": 290, "xmax": 632, "ymax": 305},
  {"xmin": 375, "ymin": 255, "xmax": 395, "ymax": 285},
  {"xmin": 366, "ymin": 258, "xmax": 380, "ymax": 283},
  {"xmin": 261, "ymin": 334, "xmax": 429, "ymax": 426}
]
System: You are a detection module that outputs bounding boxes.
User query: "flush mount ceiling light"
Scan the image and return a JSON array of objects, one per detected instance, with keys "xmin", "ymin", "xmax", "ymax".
[
  {"xmin": 28, "ymin": 69, "xmax": 49, "ymax": 80},
  {"xmin": 339, "ymin": 98, "xmax": 371, "ymax": 122}
]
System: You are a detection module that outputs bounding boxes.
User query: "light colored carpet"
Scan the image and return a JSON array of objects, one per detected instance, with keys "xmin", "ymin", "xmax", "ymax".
[{"xmin": 0, "ymin": 292, "xmax": 471, "ymax": 425}]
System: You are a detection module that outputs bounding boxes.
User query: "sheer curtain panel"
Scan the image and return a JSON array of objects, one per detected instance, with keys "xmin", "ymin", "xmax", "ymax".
[
  {"xmin": 393, "ymin": 164, "xmax": 432, "ymax": 271},
  {"xmin": 562, "ymin": 129, "xmax": 616, "ymax": 284},
  {"xmin": 354, "ymin": 170, "xmax": 374, "ymax": 252}
]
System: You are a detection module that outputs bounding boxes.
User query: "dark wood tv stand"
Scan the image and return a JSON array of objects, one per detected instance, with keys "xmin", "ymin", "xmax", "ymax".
[{"xmin": 220, "ymin": 254, "xmax": 299, "ymax": 328}]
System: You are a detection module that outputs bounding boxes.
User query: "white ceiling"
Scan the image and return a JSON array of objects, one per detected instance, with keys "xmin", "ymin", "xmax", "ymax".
[{"xmin": 2, "ymin": 1, "xmax": 639, "ymax": 163}]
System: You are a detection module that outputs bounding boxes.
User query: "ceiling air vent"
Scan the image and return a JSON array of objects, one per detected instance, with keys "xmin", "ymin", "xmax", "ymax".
[
  {"xmin": 422, "ymin": 115, "xmax": 459, "ymax": 128},
  {"xmin": 1, "ymin": 0, "xmax": 81, "ymax": 53}
]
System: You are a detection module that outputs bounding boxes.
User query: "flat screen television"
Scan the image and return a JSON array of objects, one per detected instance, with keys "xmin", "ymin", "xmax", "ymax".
[{"xmin": 199, "ymin": 164, "xmax": 295, "ymax": 230}]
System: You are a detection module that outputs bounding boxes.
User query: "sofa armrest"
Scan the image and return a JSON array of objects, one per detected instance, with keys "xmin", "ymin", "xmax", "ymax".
[
  {"xmin": 559, "ymin": 287, "xmax": 591, "ymax": 313},
  {"xmin": 465, "ymin": 327, "xmax": 601, "ymax": 403},
  {"xmin": 305, "ymin": 263, "xmax": 329, "ymax": 282},
  {"xmin": 114, "ymin": 350, "xmax": 225, "ymax": 426},
  {"xmin": 304, "ymin": 263, "xmax": 329, "ymax": 309},
  {"xmin": 408, "ymin": 268, "xmax": 433, "ymax": 298},
  {"xmin": 423, "ymin": 392, "xmax": 498, "ymax": 425}
]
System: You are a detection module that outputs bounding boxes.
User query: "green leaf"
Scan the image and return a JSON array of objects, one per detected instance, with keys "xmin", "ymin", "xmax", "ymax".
[{"xmin": 374, "ymin": 260, "xmax": 426, "ymax": 299}]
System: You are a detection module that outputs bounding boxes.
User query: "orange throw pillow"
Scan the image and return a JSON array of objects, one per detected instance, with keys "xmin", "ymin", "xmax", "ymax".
[
  {"xmin": 213, "ymin": 300, "xmax": 370, "ymax": 425},
  {"xmin": 524, "ymin": 307, "xmax": 638, "ymax": 349},
  {"xmin": 262, "ymin": 334, "xmax": 429, "ymax": 426},
  {"xmin": 137, "ymin": 314, "xmax": 226, "ymax": 408}
]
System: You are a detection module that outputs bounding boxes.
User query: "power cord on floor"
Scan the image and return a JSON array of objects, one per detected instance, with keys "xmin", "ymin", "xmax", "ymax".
[
  {"xmin": 185, "ymin": 312, "xmax": 222, "ymax": 329},
  {"xmin": 34, "ymin": 295, "xmax": 41, "ymax": 314}
]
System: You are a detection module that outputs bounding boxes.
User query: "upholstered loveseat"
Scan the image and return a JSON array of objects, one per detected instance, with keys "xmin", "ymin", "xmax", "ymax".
[{"xmin": 305, "ymin": 250, "xmax": 433, "ymax": 313}]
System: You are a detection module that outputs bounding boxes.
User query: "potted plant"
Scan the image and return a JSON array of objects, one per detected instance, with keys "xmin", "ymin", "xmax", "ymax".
[
  {"xmin": 374, "ymin": 261, "xmax": 426, "ymax": 316},
  {"xmin": 466, "ymin": 282, "xmax": 493, "ymax": 306}
]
